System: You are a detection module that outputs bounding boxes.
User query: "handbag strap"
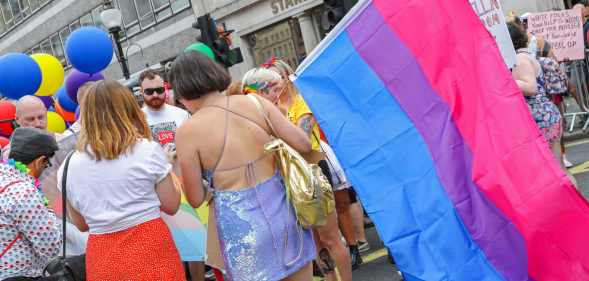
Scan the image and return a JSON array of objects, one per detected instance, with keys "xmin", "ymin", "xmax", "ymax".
[
  {"xmin": 0, "ymin": 233, "xmax": 22, "ymax": 259},
  {"xmin": 0, "ymin": 180, "xmax": 23, "ymax": 259},
  {"xmin": 61, "ymin": 151, "xmax": 74, "ymax": 258},
  {"xmin": 247, "ymin": 95, "xmax": 279, "ymax": 138},
  {"xmin": 246, "ymin": 95, "xmax": 305, "ymax": 266}
]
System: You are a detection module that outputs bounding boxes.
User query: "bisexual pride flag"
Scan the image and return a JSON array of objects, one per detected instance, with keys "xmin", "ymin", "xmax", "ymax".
[{"xmin": 294, "ymin": 0, "xmax": 589, "ymax": 280}]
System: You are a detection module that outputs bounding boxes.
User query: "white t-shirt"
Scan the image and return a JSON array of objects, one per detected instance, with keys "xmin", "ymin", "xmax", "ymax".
[
  {"xmin": 57, "ymin": 139, "xmax": 172, "ymax": 234},
  {"xmin": 142, "ymin": 104, "xmax": 190, "ymax": 147}
]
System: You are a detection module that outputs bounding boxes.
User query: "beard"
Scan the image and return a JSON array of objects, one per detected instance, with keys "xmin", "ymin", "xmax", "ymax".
[{"xmin": 145, "ymin": 96, "xmax": 165, "ymax": 109}]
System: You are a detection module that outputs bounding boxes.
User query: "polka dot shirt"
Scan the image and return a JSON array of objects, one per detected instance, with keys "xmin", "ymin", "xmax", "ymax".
[{"xmin": 0, "ymin": 163, "xmax": 62, "ymax": 279}]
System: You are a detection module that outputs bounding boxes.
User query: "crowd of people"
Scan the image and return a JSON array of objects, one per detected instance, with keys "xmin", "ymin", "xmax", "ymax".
[
  {"xmin": 506, "ymin": 2, "xmax": 589, "ymax": 186},
  {"xmin": 0, "ymin": 41, "xmax": 378, "ymax": 280},
  {"xmin": 5, "ymin": 3, "xmax": 589, "ymax": 279}
]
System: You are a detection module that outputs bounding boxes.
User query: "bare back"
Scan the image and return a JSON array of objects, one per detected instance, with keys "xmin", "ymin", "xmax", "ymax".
[{"xmin": 190, "ymin": 95, "xmax": 278, "ymax": 190}]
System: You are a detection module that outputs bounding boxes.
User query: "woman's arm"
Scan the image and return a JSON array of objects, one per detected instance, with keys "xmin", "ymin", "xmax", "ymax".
[
  {"xmin": 513, "ymin": 54, "xmax": 538, "ymax": 96},
  {"xmin": 67, "ymin": 203, "xmax": 89, "ymax": 232},
  {"xmin": 155, "ymin": 173, "xmax": 181, "ymax": 215},
  {"xmin": 256, "ymin": 94, "xmax": 312, "ymax": 154},
  {"xmin": 176, "ymin": 122, "xmax": 207, "ymax": 209}
]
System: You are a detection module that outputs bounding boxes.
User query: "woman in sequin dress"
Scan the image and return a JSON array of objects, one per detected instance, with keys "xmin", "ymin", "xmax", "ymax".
[{"xmin": 170, "ymin": 51, "xmax": 317, "ymax": 281}]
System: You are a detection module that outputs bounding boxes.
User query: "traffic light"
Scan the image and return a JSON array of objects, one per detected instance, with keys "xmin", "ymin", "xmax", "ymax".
[
  {"xmin": 194, "ymin": 14, "xmax": 244, "ymax": 68},
  {"xmin": 321, "ymin": 0, "xmax": 358, "ymax": 31}
]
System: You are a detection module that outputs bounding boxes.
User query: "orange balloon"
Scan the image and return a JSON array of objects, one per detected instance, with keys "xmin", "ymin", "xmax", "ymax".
[{"xmin": 55, "ymin": 101, "xmax": 75, "ymax": 122}]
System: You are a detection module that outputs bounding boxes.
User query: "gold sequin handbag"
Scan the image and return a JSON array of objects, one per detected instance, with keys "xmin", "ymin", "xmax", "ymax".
[{"xmin": 248, "ymin": 95, "xmax": 334, "ymax": 229}]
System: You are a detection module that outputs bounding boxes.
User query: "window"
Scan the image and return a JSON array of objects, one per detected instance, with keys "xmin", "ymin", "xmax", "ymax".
[
  {"xmin": 69, "ymin": 19, "xmax": 80, "ymax": 32},
  {"xmin": 25, "ymin": 0, "xmax": 191, "ymax": 70},
  {"xmin": 91, "ymin": 6, "xmax": 104, "ymax": 30},
  {"xmin": 29, "ymin": 44, "xmax": 40, "ymax": 54},
  {"xmin": 170, "ymin": 0, "xmax": 189, "ymax": 13},
  {"xmin": 0, "ymin": 0, "xmax": 52, "ymax": 37},
  {"xmin": 40, "ymin": 38, "xmax": 52, "ymax": 55},
  {"xmin": 80, "ymin": 13, "xmax": 92, "ymax": 27},
  {"xmin": 50, "ymin": 33, "xmax": 63, "ymax": 61},
  {"xmin": 135, "ymin": 0, "xmax": 155, "ymax": 28},
  {"xmin": 113, "ymin": 0, "xmax": 190, "ymax": 39}
]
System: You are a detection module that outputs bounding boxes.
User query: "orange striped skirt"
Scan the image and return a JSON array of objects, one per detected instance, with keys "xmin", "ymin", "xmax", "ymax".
[{"xmin": 86, "ymin": 218, "xmax": 186, "ymax": 281}]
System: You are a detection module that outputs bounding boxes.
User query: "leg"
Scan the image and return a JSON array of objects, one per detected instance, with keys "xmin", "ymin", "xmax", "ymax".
[
  {"xmin": 282, "ymin": 262, "xmax": 313, "ymax": 281},
  {"xmin": 334, "ymin": 189, "xmax": 362, "ymax": 270},
  {"xmin": 348, "ymin": 189, "xmax": 367, "ymax": 244},
  {"xmin": 187, "ymin": 261, "xmax": 205, "ymax": 281},
  {"xmin": 316, "ymin": 212, "xmax": 353, "ymax": 281},
  {"xmin": 551, "ymin": 139, "xmax": 579, "ymax": 188},
  {"xmin": 335, "ymin": 190, "xmax": 356, "ymax": 246},
  {"xmin": 568, "ymin": 72, "xmax": 586, "ymax": 111}
]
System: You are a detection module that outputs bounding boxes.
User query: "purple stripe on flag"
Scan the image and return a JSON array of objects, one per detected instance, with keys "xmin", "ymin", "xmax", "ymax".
[{"xmin": 345, "ymin": 4, "xmax": 529, "ymax": 281}]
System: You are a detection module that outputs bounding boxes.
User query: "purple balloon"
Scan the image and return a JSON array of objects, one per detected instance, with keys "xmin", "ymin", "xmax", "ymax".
[
  {"xmin": 37, "ymin": 95, "xmax": 54, "ymax": 109},
  {"xmin": 65, "ymin": 69, "xmax": 104, "ymax": 103},
  {"xmin": 74, "ymin": 106, "xmax": 80, "ymax": 121}
]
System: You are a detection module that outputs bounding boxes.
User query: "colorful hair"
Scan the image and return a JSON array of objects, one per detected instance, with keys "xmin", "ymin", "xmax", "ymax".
[{"xmin": 241, "ymin": 68, "xmax": 281, "ymax": 95}]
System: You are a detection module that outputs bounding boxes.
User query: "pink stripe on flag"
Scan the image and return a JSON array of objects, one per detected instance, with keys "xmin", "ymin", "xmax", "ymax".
[{"xmin": 373, "ymin": 0, "xmax": 589, "ymax": 279}]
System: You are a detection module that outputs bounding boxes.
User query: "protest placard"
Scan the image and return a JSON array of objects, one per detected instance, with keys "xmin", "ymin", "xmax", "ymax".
[
  {"xmin": 528, "ymin": 9, "xmax": 584, "ymax": 61},
  {"xmin": 470, "ymin": 0, "xmax": 516, "ymax": 68}
]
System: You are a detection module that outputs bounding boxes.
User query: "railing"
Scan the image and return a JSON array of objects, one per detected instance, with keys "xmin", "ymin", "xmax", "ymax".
[{"xmin": 563, "ymin": 52, "xmax": 589, "ymax": 133}]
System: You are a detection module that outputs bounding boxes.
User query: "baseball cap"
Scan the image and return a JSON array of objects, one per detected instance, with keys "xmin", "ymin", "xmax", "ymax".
[{"xmin": 9, "ymin": 127, "xmax": 59, "ymax": 164}]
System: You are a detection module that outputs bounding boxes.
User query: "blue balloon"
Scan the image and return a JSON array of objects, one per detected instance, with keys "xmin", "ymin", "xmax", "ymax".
[
  {"xmin": 65, "ymin": 27, "xmax": 113, "ymax": 74},
  {"xmin": 0, "ymin": 53, "xmax": 42, "ymax": 100},
  {"xmin": 56, "ymin": 87, "xmax": 78, "ymax": 112}
]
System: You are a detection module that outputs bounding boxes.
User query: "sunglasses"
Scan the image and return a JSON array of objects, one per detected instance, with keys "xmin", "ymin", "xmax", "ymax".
[{"xmin": 143, "ymin": 87, "xmax": 166, "ymax": 96}]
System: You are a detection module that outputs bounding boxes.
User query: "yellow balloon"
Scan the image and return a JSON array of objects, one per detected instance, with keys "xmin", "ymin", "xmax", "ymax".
[
  {"xmin": 31, "ymin": 53, "xmax": 65, "ymax": 96},
  {"xmin": 46, "ymin": 111, "xmax": 66, "ymax": 133}
]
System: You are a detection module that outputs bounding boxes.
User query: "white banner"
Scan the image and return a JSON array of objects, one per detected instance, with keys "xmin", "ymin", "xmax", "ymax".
[{"xmin": 470, "ymin": 0, "xmax": 517, "ymax": 68}]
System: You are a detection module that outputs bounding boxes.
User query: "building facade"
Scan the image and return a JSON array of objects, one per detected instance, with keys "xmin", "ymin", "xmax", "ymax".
[
  {"xmin": 500, "ymin": 0, "xmax": 565, "ymax": 15},
  {"xmin": 0, "ymin": 0, "xmax": 198, "ymax": 81},
  {"xmin": 198, "ymin": 0, "xmax": 578, "ymax": 79},
  {"xmin": 192, "ymin": 0, "xmax": 328, "ymax": 78}
]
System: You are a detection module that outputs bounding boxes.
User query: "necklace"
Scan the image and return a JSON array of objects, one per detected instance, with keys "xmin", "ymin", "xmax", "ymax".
[{"xmin": 3, "ymin": 159, "xmax": 49, "ymax": 207}]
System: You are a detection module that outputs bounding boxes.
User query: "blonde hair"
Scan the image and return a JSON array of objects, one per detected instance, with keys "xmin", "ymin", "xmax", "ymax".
[
  {"xmin": 77, "ymin": 80, "xmax": 151, "ymax": 161},
  {"xmin": 264, "ymin": 59, "xmax": 299, "ymax": 101},
  {"xmin": 241, "ymin": 68, "xmax": 282, "ymax": 94}
]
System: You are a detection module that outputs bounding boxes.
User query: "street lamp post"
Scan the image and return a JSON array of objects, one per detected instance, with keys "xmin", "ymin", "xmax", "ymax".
[{"xmin": 100, "ymin": 3, "xmax": 130, "ymax": 80}]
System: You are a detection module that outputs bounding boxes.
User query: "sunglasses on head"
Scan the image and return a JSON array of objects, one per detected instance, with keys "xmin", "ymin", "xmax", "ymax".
[{"xmin": 143, "ymin": 87, "xmax": 166, "ymax": 96}]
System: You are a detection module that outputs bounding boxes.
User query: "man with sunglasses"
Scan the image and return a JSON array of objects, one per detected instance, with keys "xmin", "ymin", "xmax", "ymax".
[{"xmin": 140, "ymin": 69, "xmax": 190, "ymax": 151}]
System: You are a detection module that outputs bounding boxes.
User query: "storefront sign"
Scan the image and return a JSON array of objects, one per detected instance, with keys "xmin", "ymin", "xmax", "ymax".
[
  {"xmin": 271, "ymin": 0, "xmax": 308, "ymax": 15},
  {"xmin": 528, "ymin": 9, "xmax": 584, "ymax": 61},
  {"xmin": 469, "ymin": 0, "xmax": 516, "ymax": 68}
]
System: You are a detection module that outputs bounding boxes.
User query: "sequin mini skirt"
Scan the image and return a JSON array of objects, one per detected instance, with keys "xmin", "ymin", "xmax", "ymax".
[{"xmin": 213, "ymin": 174, "xmax": 316, "ymax": 281}]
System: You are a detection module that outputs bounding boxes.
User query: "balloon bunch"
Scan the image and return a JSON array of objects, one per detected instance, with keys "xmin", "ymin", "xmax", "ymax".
[{"xmin": 0, "ymin": 27, "xmax": 113, "ymax": 135}]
